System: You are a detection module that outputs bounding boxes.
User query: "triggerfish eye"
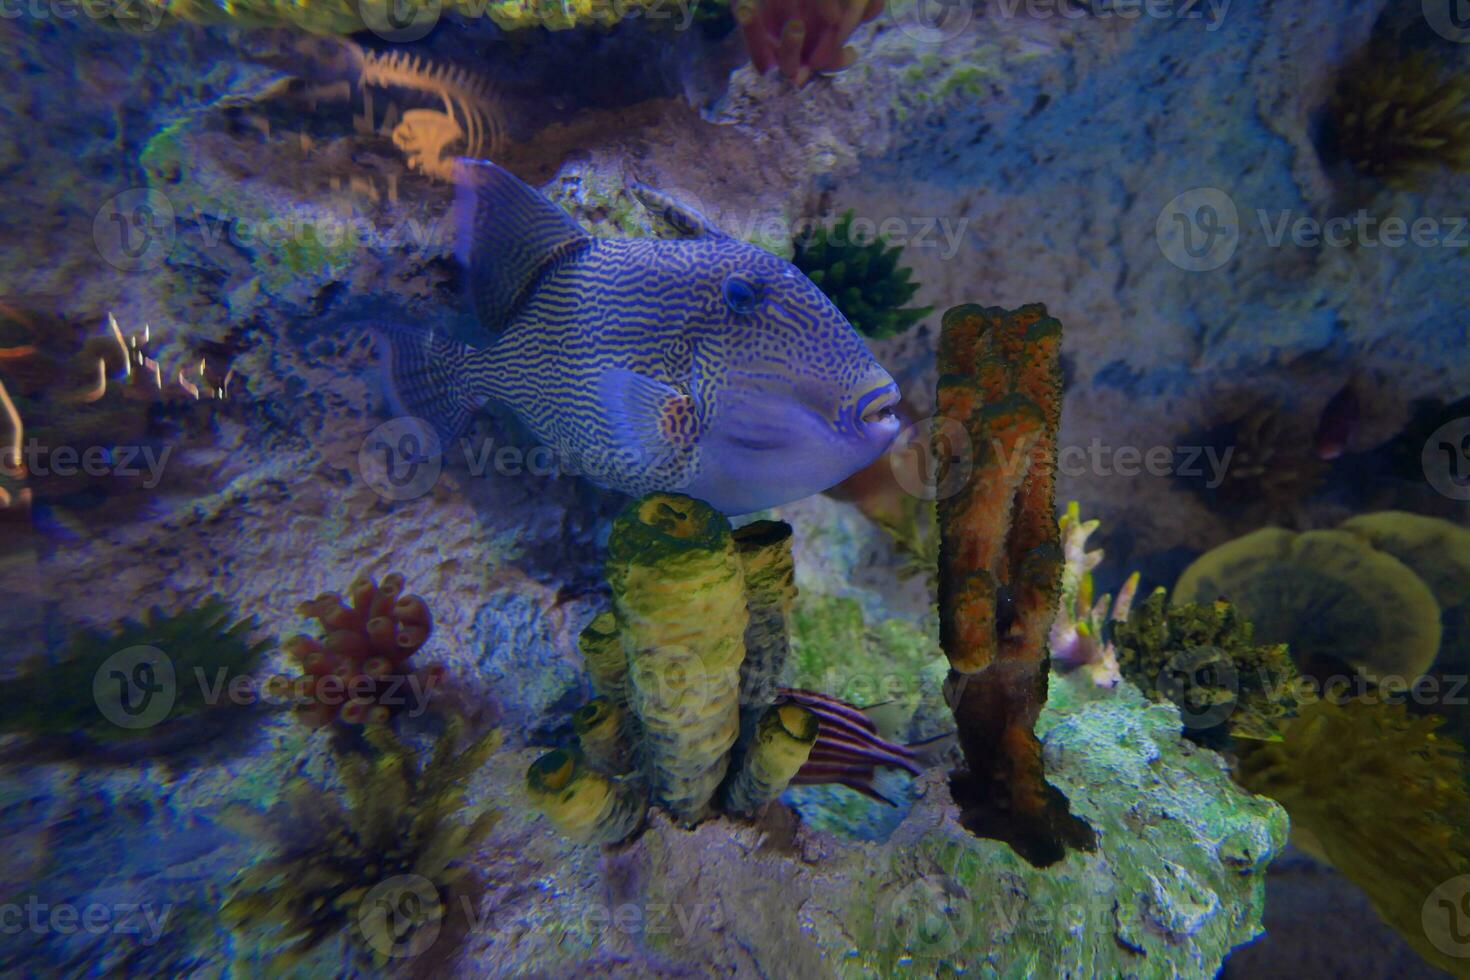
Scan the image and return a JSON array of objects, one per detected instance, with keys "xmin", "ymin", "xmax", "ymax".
[{"xmin": 722, "ymin": 274, "xmax": 760, "ymax": 314}]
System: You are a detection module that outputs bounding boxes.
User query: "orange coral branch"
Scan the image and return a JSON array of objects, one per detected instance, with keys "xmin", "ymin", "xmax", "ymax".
[
  {"xmin": 0, "ymin": 379, "xmax": 23, "ymax": 478},
  {"xmin": 737, "ymin": 0, "xmax": 882, "ymax": 86},
  {"xmin": 934, "ymin": 304, "xmax": 1093, "ymax": 866}
]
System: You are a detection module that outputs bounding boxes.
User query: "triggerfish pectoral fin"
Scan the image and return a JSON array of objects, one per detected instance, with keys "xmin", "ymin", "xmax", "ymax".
[
  {"xmin": 598, "ymin": 367, "xmax": 702, "ymax": 470},
  {"xmin": 452, "ymin": 157, "xmax": 592, "ymax": 333},
  {"xmin": 371, "ymin": 323, "xmax": 498, "ymax": 456}
]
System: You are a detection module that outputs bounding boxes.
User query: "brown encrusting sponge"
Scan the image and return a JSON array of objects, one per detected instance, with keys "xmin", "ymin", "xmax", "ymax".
[{"xmin": 933, "ymin": 303, "xmax": 1095, "ymax": 866}]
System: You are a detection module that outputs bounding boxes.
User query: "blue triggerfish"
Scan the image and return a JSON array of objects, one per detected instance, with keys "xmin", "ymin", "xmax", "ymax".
[{"xmin": 373, "ymin": 160, "xmax": 902, "ymax": 514}]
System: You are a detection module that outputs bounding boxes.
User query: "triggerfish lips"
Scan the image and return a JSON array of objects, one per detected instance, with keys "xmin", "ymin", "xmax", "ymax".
[{"xmin": 854, "ymin": 381, "xmax": 902, "ymax": 438}]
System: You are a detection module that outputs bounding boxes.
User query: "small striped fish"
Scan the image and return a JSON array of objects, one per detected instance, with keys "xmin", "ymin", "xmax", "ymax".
[{"xmin": 374, "ymin": 159, "xmax": 901, "ymax": 515}]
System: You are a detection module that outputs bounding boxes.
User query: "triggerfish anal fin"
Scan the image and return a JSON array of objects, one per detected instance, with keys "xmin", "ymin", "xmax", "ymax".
[
  {"xmin": 452, "ymin": 158, "xmax": 592, "ymax": 334},
  {"xmin": 598, "ymin": 367, "xmax": 702, "ymax": 469},
  {"xmin": 628, "ymin": 182, "xmax": 730, "ymax": 240},
  {"xmin": 371, "ymin": 323, "xmax": 498, "ymax": 455}
]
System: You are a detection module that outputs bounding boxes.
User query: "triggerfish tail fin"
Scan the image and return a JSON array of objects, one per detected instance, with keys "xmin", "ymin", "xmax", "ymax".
[
  {"xmin": 370, "ymin": 323, "xmax": 498, "ymax": 456},
  {"xmin": 452, "ymin": 157, "xmax": 591, "ymax": 334}
]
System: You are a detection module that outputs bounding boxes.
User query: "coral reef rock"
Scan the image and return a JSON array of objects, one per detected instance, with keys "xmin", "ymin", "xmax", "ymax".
[{"xmin": 486, "ymin": 677, "xmax": 1286, "ymax": 976}]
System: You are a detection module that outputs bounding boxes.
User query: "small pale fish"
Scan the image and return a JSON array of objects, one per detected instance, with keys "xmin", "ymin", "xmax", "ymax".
[{"xmin": 373, "ymin": 159, "xmax": 902, "ymax": 514}]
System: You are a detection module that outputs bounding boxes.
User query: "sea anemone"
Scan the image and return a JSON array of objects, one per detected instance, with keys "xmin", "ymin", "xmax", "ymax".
[
  {"xmin": 222, "ymin": 720, "xmax": 501, "ymax": 970},
  {"xmin": 793, "ymin": 211, "xmax": 932, "ymax": 339},
  {"xmin": 1236, "ymin": 696, "xmax": 1470, "ymax": 977},
  {"xmin": 1328, "ymin": 48, "xmax": 1470, "ymax": 189}
]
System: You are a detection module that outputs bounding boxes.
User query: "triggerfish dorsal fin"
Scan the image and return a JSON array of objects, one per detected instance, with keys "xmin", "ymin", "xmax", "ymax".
[
  {"xmin": 629, "ymin": 182, "xmax": 730, "ymax": 240},
  {"xmin": 370, "ymin": 322, "xmax": 498, "ymax": 455},
  {"xmin": 452, "ymin": 158, "xmax": 592, "ymax": 334},
  {"xmin": 598, "ymin": 367, "xmax": 702, "ymax": 471}
]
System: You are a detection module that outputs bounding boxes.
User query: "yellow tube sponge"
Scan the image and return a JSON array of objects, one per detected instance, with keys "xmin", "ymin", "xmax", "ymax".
[
  {"xmin": 572, "ymin": 697, "xmax": 634, "ymax": 775},
  {"xmin": 578, "ymin": 611, "xmax": 628, "ymax": 707},
  {"xmin": 721, "ymin": 703, "xmax": 819, "ymax": 817},
  {"xmin": 732, "ymin": 520, "xmax": 798, "ymax": 716},
  {"xmin": 525, "ymin": 749, "xmax": 645, "ymax": 845},
  {"xmin": 606, "ymin": 493, "xmax": 749, "ymax": 825}
]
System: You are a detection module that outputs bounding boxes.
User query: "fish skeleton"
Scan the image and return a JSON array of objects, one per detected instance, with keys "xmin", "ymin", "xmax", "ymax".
[{"xmin": 373, "ymin": 159, "xmax": 903, "ymax": 514}]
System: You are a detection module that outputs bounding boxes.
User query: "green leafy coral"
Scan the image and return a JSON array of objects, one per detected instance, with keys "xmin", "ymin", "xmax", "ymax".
[
  {"xmin": 1236, "ymin": 697, "xmax": 1470, "ymax": 978},
  {"xmin": 1329, "ymin": 48, "xmax": 1470, "ymax": 189},
  {"xmin": 1, "ymin": 599, "xmax": 267, "ymax": 755},
  {"xmin": 221, "ymin": 720, "xmax": 502, "ymax": 970},
  {"xmin": 1113, "ymin": 590, "xmax": 1300, "ymax": 749},
  {"xmin": 793, "ymin": 211, "xmax": 932, "ymax": 339}
]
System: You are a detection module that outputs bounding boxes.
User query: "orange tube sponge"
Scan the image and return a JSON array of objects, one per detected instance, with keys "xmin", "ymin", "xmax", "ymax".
[{"xmin": 935, "ymin": 304, "xmax": 1093, "ymax": 866}]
